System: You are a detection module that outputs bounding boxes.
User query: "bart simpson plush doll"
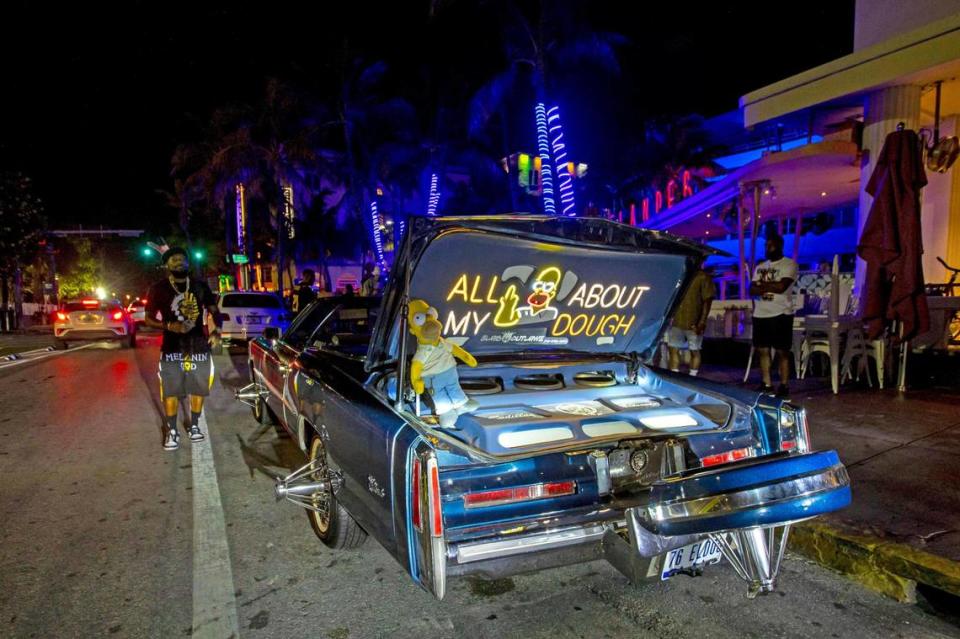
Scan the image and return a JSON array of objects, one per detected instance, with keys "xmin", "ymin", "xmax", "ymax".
[{"xmin": 408, "ymin": 299, "xmax": 479, "ymax": 428}]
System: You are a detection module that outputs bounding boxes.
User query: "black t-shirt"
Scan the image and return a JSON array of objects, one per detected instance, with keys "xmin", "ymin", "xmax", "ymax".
[
  {"xmin": 292, "ymin": 284, "xmax": 317, "ymax": 315},
  {"xmin": 146, "ymin": 277, "xmax": 217, "ymax": 354}
]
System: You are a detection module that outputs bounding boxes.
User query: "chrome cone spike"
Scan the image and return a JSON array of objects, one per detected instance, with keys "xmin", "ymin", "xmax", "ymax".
[
  {"xmin": 274, "ymin": 457, "xmax": 337, "ymax": 513},
  {"xmin": 234, "ymin": 382, "xmax": 270, "ymax": 408},
  {"xmin": 709, "ymin": 524, "xmax": 791, "ymax": 598}
]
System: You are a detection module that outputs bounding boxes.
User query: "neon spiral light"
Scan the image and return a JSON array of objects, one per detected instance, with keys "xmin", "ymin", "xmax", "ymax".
[
  {"xmin": 370, "ymin": 200, "xmax": 385, "ymax": 265},
  {"xmin": 426, "ymin": 173, "xmax": 441, "ymax": 216},
  {"xmin": 546, "ymin": 105, "xmax": 576, "ymax": 216},
  {"xmin": 535, "ymin": 103, "xmax": 556, "ymax": 215}
]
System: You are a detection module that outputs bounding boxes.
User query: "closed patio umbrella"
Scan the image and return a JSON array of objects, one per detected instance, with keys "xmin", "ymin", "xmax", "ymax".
[{"xmin": 857, "ymin": 128, "xmax": 930, "ymax": 341}]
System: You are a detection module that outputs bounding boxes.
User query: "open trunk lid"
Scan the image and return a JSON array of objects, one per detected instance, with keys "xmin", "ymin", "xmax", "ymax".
[{"xmin": 367, "ymin": 215, "xmax": 721, "ymax": 370}]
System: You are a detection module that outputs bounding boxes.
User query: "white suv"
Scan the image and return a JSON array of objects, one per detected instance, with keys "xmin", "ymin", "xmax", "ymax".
[{"xmin": 218, "ymin": 292, "xmax": 290, "ymax": 342}]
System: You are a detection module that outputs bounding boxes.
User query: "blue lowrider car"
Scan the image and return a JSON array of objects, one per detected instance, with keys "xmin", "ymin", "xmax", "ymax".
[{"xmin": 238, "ymin": 215, "xmax": 850, "ymax": 599}]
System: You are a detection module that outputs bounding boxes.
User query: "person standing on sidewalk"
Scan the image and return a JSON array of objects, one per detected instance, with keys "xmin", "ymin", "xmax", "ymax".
[
  {"xmin": 144, "ymin": 247, "xmax": 222, "ymax": 450},
  {"xmin": 750, "ymin": 234, "xmax": 798, "ymax": 397},
  {"xmin": 667, "ymin": 257, "xmax": 715, "ymax": 376}
]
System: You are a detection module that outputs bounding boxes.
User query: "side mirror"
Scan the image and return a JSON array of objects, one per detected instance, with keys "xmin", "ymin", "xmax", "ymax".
[{"xmin": 263, "ymin": 327, "xmax": 280, "ymax": 341}]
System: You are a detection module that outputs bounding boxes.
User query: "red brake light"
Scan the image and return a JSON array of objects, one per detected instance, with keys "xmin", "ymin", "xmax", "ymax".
[
  {"xmin": 411, "ymin": 458, "xmax": 422, "ymax": 532},
  {"xmin": 112, "ymin": 311, "xmax": 123, "ymax": 320},
  {"xmin": 56, "ymin": 312, "xmax": 67, "ymax": 321},
  {"xmin": 429, "ymin": 461, "xmax": 443, "ymax": 537},
  {"xmin": 463, "ymin": 480, "xmax": 577, "ymax": 509},
  {"xmin": 82, "ymin": 299, "xmax": 98, "ymax": 306},
  {"xmin": 700, "ymin": 447, "xmax": 753, "ymax": 468}
]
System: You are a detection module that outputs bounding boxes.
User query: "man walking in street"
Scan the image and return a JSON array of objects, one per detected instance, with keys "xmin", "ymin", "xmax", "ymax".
[
  {"xmin": 750, "ymin": 234, "xmax": 798, "ymax": 397},
  {"xmin": 667, "ymin": 256, "xmax": 715, "ymax": 376},
  {"xmin": 292, "ymin": 268, "xmax": 317, "ymax": 315},
  {"xmin": 145, "ymin": 247, "xmax": 222, "ymax": 450}
]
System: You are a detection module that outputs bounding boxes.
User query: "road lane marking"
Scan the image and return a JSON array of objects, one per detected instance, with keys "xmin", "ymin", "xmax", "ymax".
[
  {"xmin": 191, "ymin": 410, "xmax": 240, "ymax": 638},
  {"xmin": 0, "ymin": 343, "xmax": 96, "ymax": 369}
]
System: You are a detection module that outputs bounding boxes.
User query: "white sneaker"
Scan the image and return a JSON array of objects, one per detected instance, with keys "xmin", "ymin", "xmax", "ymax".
[
  {"xmin": 163, "ymin": 429, "xmax": 180, "ymax": 451},
  {"xmin": 189, "ymin": 425, "xmax": 205, "ymax": 442}
]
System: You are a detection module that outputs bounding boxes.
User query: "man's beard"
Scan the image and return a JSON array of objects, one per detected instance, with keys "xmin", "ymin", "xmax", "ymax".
[{"xmin": 170, "ymin": 268, "xmax": 189, "ymax": 279}]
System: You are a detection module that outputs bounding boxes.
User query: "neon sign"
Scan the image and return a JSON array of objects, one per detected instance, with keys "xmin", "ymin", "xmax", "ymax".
[
  {"xmin": 441, "ymin": 266, "xmax": 651, "ymax": 340},
  {"xmin": 633, "ymin": 170, "xmax": 697, "ymax": 225}
]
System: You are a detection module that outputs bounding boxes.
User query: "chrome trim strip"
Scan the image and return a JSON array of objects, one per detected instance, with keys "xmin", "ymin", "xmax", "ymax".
[
  {"xmin": 454, "ymin": 524, "xmax": 606, "ymax": 564},
  {"xmin": 649, "ymin": 464, "xmax": 849, "ymax": 523}
]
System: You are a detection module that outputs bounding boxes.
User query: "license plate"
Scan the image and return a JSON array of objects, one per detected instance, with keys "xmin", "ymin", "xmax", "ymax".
[
  {"xmin": 246, "ymin": 315, "xmax": 262, "ymax": 325},
  {"xmin": 661, "ymin": 539, "xmax": 723, "ymax": 580},
  {"xmin": 79, "ymin": 314, "xmax": 100, "ymax": 324}
]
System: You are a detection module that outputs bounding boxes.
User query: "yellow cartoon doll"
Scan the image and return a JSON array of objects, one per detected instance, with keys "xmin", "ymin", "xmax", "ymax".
[{"xmin": 408, "ymin": 299, "xmax": 479, "ymax": 428}]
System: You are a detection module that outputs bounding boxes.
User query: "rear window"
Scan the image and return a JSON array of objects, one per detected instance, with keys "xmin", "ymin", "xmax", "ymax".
[
  {"xmin": 220, "ymin": 294, "xmax": 282, "ymax": 309},
  {"xmin": 63, "ymin": 301, "xmax": 121, "ymax": 312}
]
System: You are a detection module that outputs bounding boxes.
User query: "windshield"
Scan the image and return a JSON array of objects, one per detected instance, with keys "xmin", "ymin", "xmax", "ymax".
[
  {"xmin": 405, "ymin": 231, "xmax": 687, "ymax": 357},
  {"xmin": 220, "ymin": 294, "xmax": 282, "ymax": 309}
]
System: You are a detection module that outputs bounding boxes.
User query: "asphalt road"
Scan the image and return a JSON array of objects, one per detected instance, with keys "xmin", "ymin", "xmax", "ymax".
[{"xmin": 1, "ymin": 334, "xmax": 958, "ymax": 639}]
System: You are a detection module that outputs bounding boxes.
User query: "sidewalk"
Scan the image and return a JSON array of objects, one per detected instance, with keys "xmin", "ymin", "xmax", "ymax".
[
  {"xmin": 697, "ymin": 361, "xmax": 960, "ymax": 603},
  {"xmin": 0, "ymin": 326, "xmax": 56, "ymax": 357}
]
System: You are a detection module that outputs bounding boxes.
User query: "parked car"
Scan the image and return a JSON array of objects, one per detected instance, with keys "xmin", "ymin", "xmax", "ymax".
[
  {"xmin": 238, "ymin": 216, "xmax": 850, "ymax": 600},
  {"xmin": 218, "ymin": 291, "xmax": 290, "ymax": 342},
  {"xmin": 54, "ymin": 298, "xmax": 136, "ymax": 348},
  {"xmin": 126, "ymin": 298, "xmax": 147, "ymax": 324}
]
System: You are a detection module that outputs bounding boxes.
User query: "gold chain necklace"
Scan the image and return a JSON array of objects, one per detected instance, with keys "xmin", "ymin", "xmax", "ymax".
[{"xmin": 169, "ymin": 275, "xmax": 190, "ymax": 295}]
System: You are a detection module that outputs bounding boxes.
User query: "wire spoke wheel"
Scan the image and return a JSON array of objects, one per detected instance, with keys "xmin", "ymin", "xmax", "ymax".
[{"xmin": 308, "ymin": 437, "xmax": 332, "ymax": 534}]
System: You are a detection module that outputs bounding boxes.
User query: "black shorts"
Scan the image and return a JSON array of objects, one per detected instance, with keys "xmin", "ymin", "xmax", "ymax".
[
  {"xmin": 158, "ymin": 352, "xmax": 214, "ymax": 398},
  {"xmin": 752, "ymin": 314, "xmax": 794, "ymax": 351}
]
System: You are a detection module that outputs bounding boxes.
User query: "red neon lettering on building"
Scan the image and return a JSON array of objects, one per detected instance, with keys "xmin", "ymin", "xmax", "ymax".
[
  {"xmin": 629, "ymin": 203, "xmax": 636, "ymax": 226},
  {"xmin": 682, "ymin": 170, "xmax": 693, "ymax": 198},
  {"xmin": 666, "ymin": 180, "xmax": 677, "ymax": 208},
  {"xmin": 642, "ymin": 199, "xmax": 650, "ymax": 222},
  {"xmin": 655, "ymin": 191, "xmax": 663, "ymax": 213}
]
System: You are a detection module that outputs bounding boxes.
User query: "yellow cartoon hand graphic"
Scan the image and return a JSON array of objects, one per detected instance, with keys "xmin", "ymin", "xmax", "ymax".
[
  {"xmin": 494, "ymin": 284, "xmax": 520, "ymax": 327},
  {"xmin": 180, "ymin": 291, "xmax": 200, "ymax": 322}
]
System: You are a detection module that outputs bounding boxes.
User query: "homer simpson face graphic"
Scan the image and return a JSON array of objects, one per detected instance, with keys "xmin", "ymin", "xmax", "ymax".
[{"xmin": 526, "ymin": 266, "xmax": 561, "ymax": 314}]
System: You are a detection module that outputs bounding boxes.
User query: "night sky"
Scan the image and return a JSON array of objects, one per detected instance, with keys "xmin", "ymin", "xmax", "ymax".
[{"xmin": 2, "ymin": 1, "xmax": 854, "ymax": 230}]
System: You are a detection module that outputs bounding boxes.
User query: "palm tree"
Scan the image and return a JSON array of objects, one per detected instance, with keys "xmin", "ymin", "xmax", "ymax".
[
  {"xmin": 173, "ymin": 79, "xmax": 326, "ymax": 292},
  {"xmin": 466, "ymin": 0, "xmax": 624, "ymax": 214}
]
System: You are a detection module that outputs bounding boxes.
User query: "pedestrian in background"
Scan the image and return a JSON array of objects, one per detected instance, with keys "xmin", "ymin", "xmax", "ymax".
[
  {"xmin": 750, "ymin": 234, "xmax": 798, "ymax": 397},
  {"xmin": 292, "ymin": 269, "xmax": 317, "ymax": 315},
  {"xmin": 667, "ymin": 256, "xmax": 715, "ymax": 376},
  {"xmin": 360, "ymin": 264, "xmax": 377, "ymax": 297}
]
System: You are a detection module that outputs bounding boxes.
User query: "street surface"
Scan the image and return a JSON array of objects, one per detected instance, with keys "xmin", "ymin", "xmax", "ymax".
[{"xmin": 1, "ymin": 333, "xmax": 958, "ymax": 639}]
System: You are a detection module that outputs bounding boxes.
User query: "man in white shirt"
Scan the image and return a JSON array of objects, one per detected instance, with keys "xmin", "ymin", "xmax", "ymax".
[{"xmin": 750, "ymin": 234, "xmax": 798, "ymax": 397}]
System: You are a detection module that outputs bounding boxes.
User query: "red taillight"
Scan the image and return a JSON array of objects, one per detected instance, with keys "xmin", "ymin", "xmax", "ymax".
[
  {"xmin": 700, "ymin": 447, "xmax": 753, "ymax": 468},
  {"xmin": 463, "ymin": 480, "xmax": 577, "ymax": 509},
  {"xmin": 429, "ymin": 462, "xmax": 443, "ymax": 537},
  {"xmin": 411, "ymin": 458, "xmax": 422, "ymax": 532},
  {"xmin": 112, "ymin": 311, "xmax": 123, "ymax": 320},
  {"xmin": 56, "ymin": 312, "xmax": 67, "ymax": 321},
  {"xmin": 781, "ymin": 440, "xmax": 797, "ymax": 450}
]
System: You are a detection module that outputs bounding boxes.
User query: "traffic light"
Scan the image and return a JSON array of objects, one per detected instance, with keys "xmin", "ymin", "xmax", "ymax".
[
  {"xmin": 193, "ymin": 249, "xmax": 204, "ymax": 261},
  {"xmin": 142, "ymin": 246, "xmax": 152, "ymax": 257}
]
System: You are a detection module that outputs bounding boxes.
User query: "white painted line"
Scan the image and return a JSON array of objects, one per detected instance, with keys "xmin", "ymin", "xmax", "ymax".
[
  {"xmin": 191, "ymin": 410, "xmax": 240, "ymax": 639},
  {"xmin": 0, "ymin": 343, "xmax": 95, "ymax": 369}
]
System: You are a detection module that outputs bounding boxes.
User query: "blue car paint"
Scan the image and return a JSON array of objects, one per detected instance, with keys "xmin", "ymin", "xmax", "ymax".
[{"xmin": 440, "ymin": 454, "xmax": 599, "ymax": 531}]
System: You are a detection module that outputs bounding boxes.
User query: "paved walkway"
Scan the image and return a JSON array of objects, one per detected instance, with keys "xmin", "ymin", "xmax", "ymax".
[{"xmin": 693, "ymin": 361, "xmax": 960, "ymax": 600}]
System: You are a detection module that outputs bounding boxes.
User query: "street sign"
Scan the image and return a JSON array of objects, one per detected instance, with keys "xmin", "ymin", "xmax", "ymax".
[{"xmin": 230, "ymin": 254, "xmax": 249, "ymax": 264}]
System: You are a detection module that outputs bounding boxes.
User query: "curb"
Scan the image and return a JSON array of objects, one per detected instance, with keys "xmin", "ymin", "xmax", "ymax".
[{"xmin": 789, "ymin": 521, "xmax": 960, "ymax": 603}]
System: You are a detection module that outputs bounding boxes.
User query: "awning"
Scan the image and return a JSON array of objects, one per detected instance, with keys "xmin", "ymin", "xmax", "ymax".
[{"xmin": 643, "ymin": 140, "xmax": 861, "ymax": 237}]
